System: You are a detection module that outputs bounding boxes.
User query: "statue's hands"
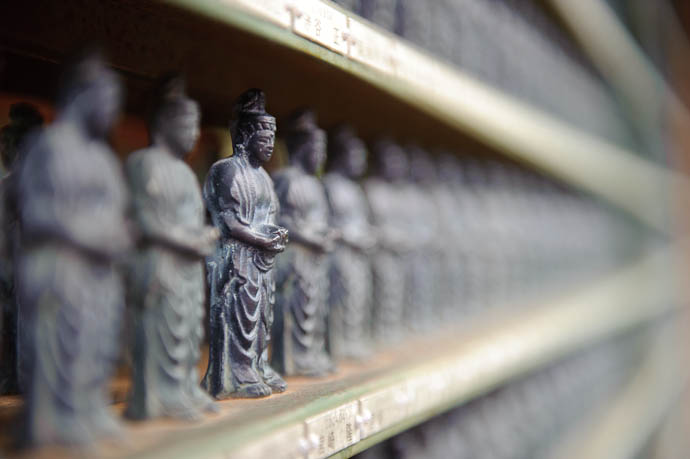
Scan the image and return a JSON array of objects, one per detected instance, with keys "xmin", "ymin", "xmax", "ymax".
[
  {"xmin": 196, "ymin": 226, "xmax": 220, "ymax": 257},
  {"xmin": 266, "ymin": 232, "xmax": 286, "ymax": 252},
  {"xmin": 262, "ymin": 225, "xmax": 289, "ymax": 252},
  {"xmin": 320, "ymin": 228, "xmax": 339, "ymax": 253},
  {"xmin": 341, "ymin": 227, "xmax": 377, "ymax": 253},
  {"xmin": 101, "ymin": 222, "xmax": 135, "ymax": 261}
]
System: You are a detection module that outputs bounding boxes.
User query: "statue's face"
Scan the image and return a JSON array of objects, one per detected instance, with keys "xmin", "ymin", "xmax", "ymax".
[
  {"xmin": 303, "ymin": 129, "xmax": 326, "ymax": 174},
  {"xmin": 438, "ymin": 155, "xmax": 462, "ymax": 185},
  {"xmin": 85, "ymin": 70, "xmax": 122, "ymax": 138},
  {"xmin": 248, "ymin": 129, "xmax": 275, "ymax": 163},
  {"xmin": 344, "ymin": 137, "xmax": 367, "ymax": 178},
  {"xmin": 410, "ymin": 151, "xmax": 436, "ymax": 184},
  {"xmin": 379, "ymin": 142, "xmax": 408, "ymax": 181},
  {"xmin": 167, "ymin": 105, "xmax": 201, "ymax": 158}
]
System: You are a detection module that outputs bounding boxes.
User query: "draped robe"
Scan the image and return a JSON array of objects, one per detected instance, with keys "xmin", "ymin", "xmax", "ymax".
[
  {"xmin": 17, "ymin": 123, "xmax": 128, "ymax": 445},
  {"xmin": 125, "ymin": 148, "xmax": 213, "ymax": 419},
  {"xmin": 202, "ymin": 155, "xmax": 281, "ymax": 398},
  {"xmin": 272, "ymin": 166, "xmax": 333, "ymax": 376},
  {"xmin": 323, "ymin": 172, "xmax": 373, "ymax": 359}
]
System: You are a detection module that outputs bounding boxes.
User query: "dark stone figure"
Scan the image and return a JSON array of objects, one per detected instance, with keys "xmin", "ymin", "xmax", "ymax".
[
  {"xmin": 0, "ymin": 103, "xmax": 43, "ymax": 395},
  {"xmin": 124, "ymin": 77, "xmax": 219, "ymax": 420},
  {"xmin": 272, "ymin": 109, "xmax": 337, "ymax": 377},
  {"xmin": 435, "ymin": 152, "xmax": 466, "ymax": 319},
  {"xmin": 359, "ymin": 0, "xmax": 399, "ymax": 32},
  {"xmin": 364, "ymin": 139, "xmax": 411, "ymax": 345},
  {"xmin": 201, "ymin": 89, "xmax": 288, "ymax": 399},
  {"xmin": 332, "ymin": 0, "xmax": 360, "ymax": 12},
  {"xmin": 404, "ymin": 146, "xmax": 439, "ymax": 332},
  {"xmin": 323, "ymin": 126, "xmax": 375, "ymax": 360},
  {"xmin": 16, "ymin": 51, "xmax": 131, "ymax": 446}
]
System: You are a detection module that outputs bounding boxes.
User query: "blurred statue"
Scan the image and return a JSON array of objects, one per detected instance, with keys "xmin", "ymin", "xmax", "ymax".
[
  {"xmin": 462, "ymin": 158, "xmax": 489, "ymax": 313},
  {"xmin": 359, "ymin": 0, "xmax": 398, "ymax": 31},
  {"xmin": 364, "ymin": 139, "xmax": 410, "ymax": 345},
  {"xmin": 272, "ymin": 109, "xmax": 337, "ymax": 377},
  {"xmin": 124, "ymin": 76, "xmax": 218, "ymax": 420},
  {"xmin": 331, "ymin": 0, "xmax": 360, "ymax": 12},
  {"xmin": 0, "ymin": 103, "xmax": 43, "ymax": 395},
  {"xmin": 201, "ymin": 89, "xmax": 288, "ymax": 399},
  {"xmin": 16, "ymin": 50, "xmax": 131, "ymax": 445},
  {"xmin": 435, "ymin": 152, "xmax": 466, "ymax": 319},
  {"xmin": 324, "ymin": 125, "xmax": 375, "ymax": 360},
  {"xmin": 405, "ymin": 146, "xmax": 439, "ymax": 332}
]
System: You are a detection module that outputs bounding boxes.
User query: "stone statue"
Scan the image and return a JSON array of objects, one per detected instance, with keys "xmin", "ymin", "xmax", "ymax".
[
  {"xmin": 201, "ymin": 89, "xmax": 288, "ymax": 399},
  {"xmin": 323, "ymin": 125, "xmax": 375, "ymax": 360},
  {"xmin": 15, "ymin": 51, "xmax": 131, "ymax": 445},
  {"xmin": 364, "ymin": 139, "xmax": 411, "ymax": 345},
  {"xmin": 272, "ymin": 109, "xmax": 337, "ymax": 377},
  {"xmin": 124, "ymin": 76, "xmax": 219, "ymax": 420},
  {"xmin": 0, "ymin": 103, "xmax": 43, "ymax": 395},
  {"xmin": 462, "ymin": 158, "xmax": 491, "ymax": 313},
  {"xmin": 404, "ymin": 146, "xmax": 439, "ymax": 332},
  {"xmin": 435, "ymin": 152, "xmax": 466, "ymax": 319}
]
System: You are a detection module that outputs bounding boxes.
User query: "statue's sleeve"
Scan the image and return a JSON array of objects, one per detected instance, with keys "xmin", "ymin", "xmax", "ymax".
[
  {"xmin": 126, "ymin": 151, "xmax": 165, "ymax": 236},
  {"xmin": 16, "ymin": 135, "xmax": 65, "ymax": 239},
  {"xmin": 208, "ymin": 160, "xmax": 253, "ymax": 227}
]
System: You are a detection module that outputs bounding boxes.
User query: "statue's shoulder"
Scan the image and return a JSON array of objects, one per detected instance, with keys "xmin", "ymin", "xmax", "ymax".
[
  {"xmin": 324, "ymin": 172, "xmax": 354, "ymax": 192},
  {"xmin": 363, "ymin": 177, "xmax": 385, "ymax": 195},
  {"xmin": 271, "ymin": 166, "xmax": 296, "ymax": 191},
  {"xmin": 125, "ymin": 147, "xmax": 159, "ymax": 177},
  {"xmin": 18, "ymin": 124, "xmax": 71, "ymax": 183},
  {"xmin": 208, "ymin": 157, "xmax": 244, "ymax": 183}
]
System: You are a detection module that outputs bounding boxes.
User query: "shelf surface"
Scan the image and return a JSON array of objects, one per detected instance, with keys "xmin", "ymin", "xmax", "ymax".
[
  {"xmin": 3, "ymin": 244, "xmax": 675, "ymax": 459},
  {"xmin": 156, "ymin": 0, "xmax": 684, "ymax": 233}
]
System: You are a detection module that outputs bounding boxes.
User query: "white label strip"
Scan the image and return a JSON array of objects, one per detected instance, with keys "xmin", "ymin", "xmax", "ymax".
[
  {"xmin": 304, "ymin": 401, "xmax": 360, "ymax": 458},
  {"xmin": 347, "ymin": 17, "xmax": 399, "ymax": 74},
  {"xmin": 289, "ymin": 0, "xmax": 350, "ymax": 54}
]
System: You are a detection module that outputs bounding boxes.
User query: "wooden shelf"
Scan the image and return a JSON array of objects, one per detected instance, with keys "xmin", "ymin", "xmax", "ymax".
[
  {"xmin": 159, "ymin": 0, "xmax": 682, "ymax": 234},
  {"xmin": 2, "ymin": 244, "xmax": 675, "ymax": 459},
  {"xmin": 0, "ymin": 0, "xmax": 684, "ymax": 232}
]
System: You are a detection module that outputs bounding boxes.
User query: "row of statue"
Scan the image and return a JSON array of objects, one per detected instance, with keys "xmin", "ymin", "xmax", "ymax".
[
  {"xmin": 356, "ymin": 326, "xmax": 649, "ymax": 459},
  {"xmin": 0, "ymin": 51, "xmax": 633, "ymax": 447}
]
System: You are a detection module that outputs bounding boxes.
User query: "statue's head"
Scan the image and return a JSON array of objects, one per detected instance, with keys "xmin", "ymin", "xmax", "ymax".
[
  {"xmin": 231, "ymin": 89, "xmax": 276, "ymax": 164},
  {"xmin": 284, "ymin": 109, "xmax": 326, "ymax": 175},
  {"xmin": 0, "ymin": 103, "xmax": 44, "ymax": 170},
  {"xmin": 328, "ymin": 124, "xmax": 367, "ymax": 179},
  {"xmin": 373, "ymin": 138, "xmax": 408, "ymax": 182},
  {"xmin": 57, "ymin": 49, "xmax": 122, "ymax": 139},
  {"xmin": 408, "ymin": 145, "xmax": 436, "ymax": 185},
  {"xmin": 150, "ymin": 75, "xmax": 200, "ymax": 159}
]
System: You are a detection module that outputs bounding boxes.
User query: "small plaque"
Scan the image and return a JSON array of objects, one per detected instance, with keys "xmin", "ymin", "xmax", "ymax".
[
  {"xmin": 290, "ymin": 0, "xmax": 350, "ymax": 55},
  {"xmin": 347, "ymin": 18, "xmax": 398, "ymax": 75},
  {"xmin": 304, "ymin": 401, "xmax": 360, "ymax": 458},
  {"xmin": 358, "ymin": 382, "xmax": 414, "ymax": 439}
]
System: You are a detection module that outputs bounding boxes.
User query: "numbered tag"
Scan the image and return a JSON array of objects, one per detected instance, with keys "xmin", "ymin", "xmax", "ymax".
[
  {"xmin": 290, "ymin": 0, "xmax": 349, "ymax": 55},
  {"xmin": 347, "ymin": 18, "xmax": 399, "ymax": 75},
  {"xmin": 304, "ymin": 401, "xmax": 359, "ymax": 458},
  {"xmin": 358, "ymin": 382, "xmax": 414, "ymax": 439}
]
